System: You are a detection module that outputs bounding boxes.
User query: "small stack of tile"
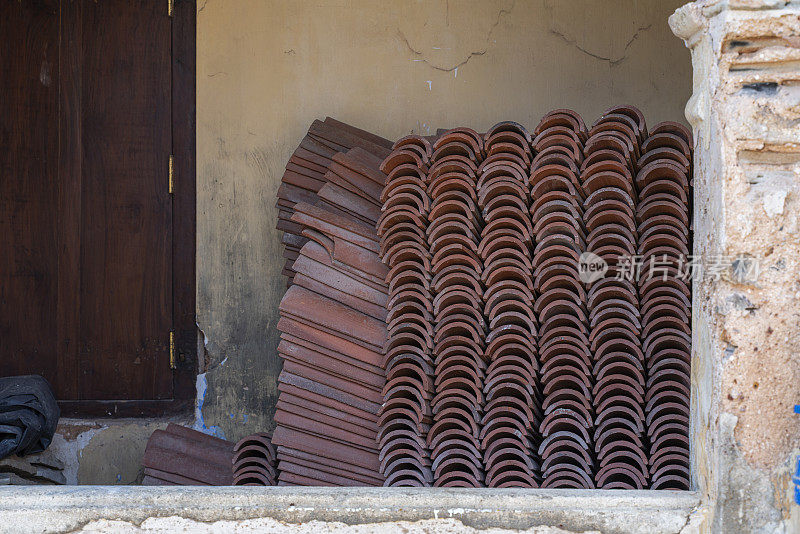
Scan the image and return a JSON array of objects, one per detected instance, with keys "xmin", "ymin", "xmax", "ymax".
[
  {"xmin": 635, "ymin": 121, "xmax": 693, "ymax": 490},
  {"xmin": 276, "ymin": 118, "xmax": 392, "ymax": 285},
  {"xmin": 478, "ymin": 122, "xmax": 540, "ymax": 488},
  {"xmin": 232, "ymin": 433, "xmax": 277, "ymax": 486},
  {"xmin": 142, "ymin": 424, "xmax": 234, "ymax": 486},
  {"xmin": 377, "ymin": 136, "xmax": 435, "ymax": 487},
  {"xmin": 0, "ymin": 450, "xmax": 65, "ymax": 485}
]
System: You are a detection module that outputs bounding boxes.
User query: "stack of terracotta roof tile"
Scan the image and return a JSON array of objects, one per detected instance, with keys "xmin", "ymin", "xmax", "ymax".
[
  {"xmin": 271, "ymin": 108, "xmax": 694, "ymax": 490},
  {"xmin": 273, "ymin": 122, "xmax": 390, "ymax": 486},
  {"xmin": 276, "ymin": 118, "xmax": 392, "ymax": 285},
  {"xmin": 635, "ymin": 121, "xmax": 693, "ymax": 490},
  {"xmin": 528, "ymin": 110, "xmax": 596, "ymax": 489},
  {"xmin": 582, "ymin": 105, "xmax": 649, "ymax": 489},
  {"xmin": 426, "ymin": 128, "xmax": 487, "ymax": 487},
  {"xmin": 274, "ymin": 256, "xmax": 386, "ymax": 485},
  {"xmin": 232, "ymin": 433, "xmax": 277, "ymax": 486},
  {"xmin": 142, "ymin": 424, "xmax": 234, "ymax": 486},
  {"xmin": 477, "ymin": 122, "xmax": 540, "ymax": 488},
  {"xmin": 376, "ymin": 136, "xmax": 435, "ymax": 487}
]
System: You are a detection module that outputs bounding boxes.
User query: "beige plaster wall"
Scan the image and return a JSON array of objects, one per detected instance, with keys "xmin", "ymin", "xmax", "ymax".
[{"xmin": 196, "ymin": 0, "xmax": 692, "ymax": 440}]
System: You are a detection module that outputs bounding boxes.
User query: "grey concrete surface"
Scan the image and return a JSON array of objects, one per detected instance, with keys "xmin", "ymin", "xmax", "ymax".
[{"xmin": 0, "ymin": 487, "xmax": 700, "ymax": 534}]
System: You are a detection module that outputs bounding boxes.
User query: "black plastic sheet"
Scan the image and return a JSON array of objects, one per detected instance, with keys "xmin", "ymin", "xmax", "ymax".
[{"xmin": 0, "ymin": 376, "xmax": 59, "ymax": 460}]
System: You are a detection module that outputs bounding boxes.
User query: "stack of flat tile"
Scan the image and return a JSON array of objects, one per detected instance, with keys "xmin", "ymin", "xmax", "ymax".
[
  {"xmin": 272, "ymin": 137, "xmax": 389, "ymax": 486},
  {"xmin": 426, "ymin": 128, "xmax": 487, "ymax": 487},
  {"xmin": 477, "ymin": 122, "xmax": 540, "ymax": 488},
  {"xmin": 377, "ymin": 136, "xmax": 435, "ymax": 487},
  {"xmin": 276, "ymin": 118, "xmax": 392, "ymax": 285},
  {"xmin": 582, "ymin": 105, "xmax": 649, "ymax": 489},
  {"xmin": 288, "ymin": 193, "xmax": 388, "ymax": 317},
  {"xmin": 232, "ymin": 433, "xmax": 277, "ymax": 486},
  {"xmin": 529, "ymin": 110, "xmax": 595, "ymax": 489},
  {"xmin": 635, "ymin": 121, "xmax": 693, "ymax": 490},
  {"xmin": 142, "ymin": 424, "xmax": 234, "ymax": 486}
]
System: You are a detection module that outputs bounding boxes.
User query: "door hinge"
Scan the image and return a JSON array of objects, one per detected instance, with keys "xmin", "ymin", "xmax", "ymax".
[
  {"xmin": 168, "ymin": 0, "xmax": 174, "ymax": 17},
  {"xmin": 169, "ymin": 330, "xmax": 176, "ymax": 369},
  {"xmin": 168, "ymin": 154, "xmax": 174, "ymax": 194}
]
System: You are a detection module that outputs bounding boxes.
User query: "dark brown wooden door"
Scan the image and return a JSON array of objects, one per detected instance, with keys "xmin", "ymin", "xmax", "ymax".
[
  {"xmin": 0, "ymin": 0, "xmax": 195, "ymax": 415},
  {"xmin": 0, "ymin": 0, "xmax": 61, "ymax": 384}
]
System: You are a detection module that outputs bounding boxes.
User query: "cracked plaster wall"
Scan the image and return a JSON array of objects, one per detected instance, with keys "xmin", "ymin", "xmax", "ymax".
[{"xmin": 196, "ymin": 0, "xmax": 692, "ymax": 442}]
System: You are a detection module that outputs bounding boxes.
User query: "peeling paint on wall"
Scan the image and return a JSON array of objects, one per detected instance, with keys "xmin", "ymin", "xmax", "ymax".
[{"xmin": 193, "ymin": 372, "xmax": 226, "ymax": 440}]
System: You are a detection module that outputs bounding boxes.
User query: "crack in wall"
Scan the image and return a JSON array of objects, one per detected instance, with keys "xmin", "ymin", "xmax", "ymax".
[
  {"xmin": 549, "ymin": 23, "xmax": 653, "ymax": 66},
  {"xmin": 397, "ymin": 0, "xmax": 515, "ymax": 72}
]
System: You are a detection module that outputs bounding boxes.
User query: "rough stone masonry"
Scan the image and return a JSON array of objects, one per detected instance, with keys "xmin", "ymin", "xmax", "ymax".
[{"xmin": 670, "ymin": 0, "xmax": 800, "ymax": 532}]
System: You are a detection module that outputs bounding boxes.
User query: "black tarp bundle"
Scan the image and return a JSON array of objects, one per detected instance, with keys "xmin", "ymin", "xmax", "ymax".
[{"xmin": 0, "ymin": 376, "xmax": 59, "ymax": 460}]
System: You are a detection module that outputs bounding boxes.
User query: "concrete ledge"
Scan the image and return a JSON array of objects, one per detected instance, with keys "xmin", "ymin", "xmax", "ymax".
[{"xmin": 0, "ymin": 486, "xmax": 700, "ymax": 534}]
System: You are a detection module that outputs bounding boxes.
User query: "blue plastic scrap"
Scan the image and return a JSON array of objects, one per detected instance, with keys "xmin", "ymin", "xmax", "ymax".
[{"xmin": 794, "ymin": 406, "xmax": 800, "ymax": 504}]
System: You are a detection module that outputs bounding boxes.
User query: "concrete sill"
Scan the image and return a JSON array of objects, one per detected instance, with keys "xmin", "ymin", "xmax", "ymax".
[{"xmin": 0, "ymin": 486, "xmax": 700, "ymax": 534}]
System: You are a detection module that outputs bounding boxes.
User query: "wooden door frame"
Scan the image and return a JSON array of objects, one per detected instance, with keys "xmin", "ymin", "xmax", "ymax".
[{"xmin": 59, "ymin": 0, "xmax": 196, "ymax": 418}]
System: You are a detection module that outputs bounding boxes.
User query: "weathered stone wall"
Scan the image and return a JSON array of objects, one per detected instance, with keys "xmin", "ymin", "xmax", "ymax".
[{"xmin": 670, "ymin": 1, "xmax": 800, "ymax": 531}]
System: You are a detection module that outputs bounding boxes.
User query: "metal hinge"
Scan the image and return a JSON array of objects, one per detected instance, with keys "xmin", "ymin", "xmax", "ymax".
[
  {"xmin": 168, "ymin": 155, "xmax": 174, "ymax": 194},
  {"xmin": 168, "ymin": 0, "xmax": 174, "ymax": 17},
  {"xmin": 169, "ymin": 330, "xmax": 176, "ymax": 369}
]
